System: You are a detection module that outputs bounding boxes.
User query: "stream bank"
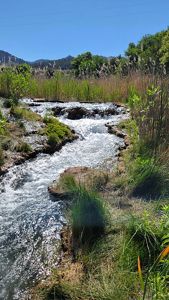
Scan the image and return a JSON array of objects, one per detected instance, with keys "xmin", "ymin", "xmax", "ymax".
[{"xmin": 0, "ymin": 100, "xmax": 129, "ymax": 300}]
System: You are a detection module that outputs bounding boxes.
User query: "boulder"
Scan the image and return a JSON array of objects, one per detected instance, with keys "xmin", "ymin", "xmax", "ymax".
[{"xmin": 66, "ymin": 107, "xmax": 89, "ymax": 119}]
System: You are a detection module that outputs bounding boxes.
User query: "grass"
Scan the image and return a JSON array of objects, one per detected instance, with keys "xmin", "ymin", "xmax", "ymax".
[
  {"xmin": 44, "ymin": 116, "xmax": 73, "ymax": 147},
  {"xmin": 10, "ymin": 106, "xmax": 41, "ymax": 121},
  {"xmin": 0, "ymin": 68, "xmax": 158, "ymax": 102},
  {"xmin": 28, "ymin": 73, "xmax": 154, "ymax": 102},
  {"xmin": 63, "ymin": 176, "xmax": 108, "ymax": 247},
  {"xmin": 15, "ymin": 141, "xmax": 32, "ymax": 153},
  {"xmin": 116, "ymin": 80, "xmax": 169, "ymax": 200}
]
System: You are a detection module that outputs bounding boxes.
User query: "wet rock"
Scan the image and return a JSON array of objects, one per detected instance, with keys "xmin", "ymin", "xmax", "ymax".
[
  {"xmin": 28, "ymin": 103, "xmax": 41, "ymax": 107},
  {"xmin": 105, "ymin": 123, "xmax": 126, "ymax": 138},
  {"xmin": 23, "ymin": 135, "xmax": 48, "ymax": 151},
  {"xmin": 52, "ymin": 107, "xmax": 64, "ymax": 116},
  {"xmin": 33, "ymin": 98, "xmax": 47, "ymax": 102},
  {"xmin": 23, "ymin": 121, "xmax": 45, "ymax": 135},
  {"xmin": 53, "ymin": 106, "xmax": 119, "ymax": 119},
  {"xmin": 65, "ymin": 107, "xmax": 89, "ymax": 119}
]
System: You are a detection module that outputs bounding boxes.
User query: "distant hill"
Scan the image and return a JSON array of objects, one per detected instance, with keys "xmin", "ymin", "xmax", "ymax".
[
  {"xmin": 0, "ymin": 50, "xmax": 25, "ymax": 65},
  {"xmin": 30, "ymin": 55, "xmax": 74, "ymax": 69},
  {"xmin": 0, "ymin": 50, "xmax": 74, "ymax": 69}
]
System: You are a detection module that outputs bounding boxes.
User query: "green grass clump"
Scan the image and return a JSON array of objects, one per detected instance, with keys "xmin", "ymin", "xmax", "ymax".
[
  {"xmin": 127, "ymin": 206, "xmax": 169, "ymax": 299},
  {"xmin": 44, "ymin": 116, "xmax": 72, "ymax": 147},
  {"xmin": 129, "ymin": 157, "xmax": 169, "ymax": 199},
  {"xmin": 63, "ymin": 177, "xmax": 108, "ymax": 247},
  {"xmin": 10, "ymin": 106, "xmax": 41, "ymax": 121},
  {"xmin": 15, "ymin": 142, "xmax": 32, "ymax": 153}
]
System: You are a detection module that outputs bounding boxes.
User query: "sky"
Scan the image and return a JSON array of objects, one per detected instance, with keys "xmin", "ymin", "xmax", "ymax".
[{"xmin": 0, "ymin": 0, "xmax": 169, "ymax": 61}]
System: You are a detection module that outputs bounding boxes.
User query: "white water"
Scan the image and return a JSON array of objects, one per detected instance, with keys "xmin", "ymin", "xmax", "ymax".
[{"xmin": 0, "ymin": 101, "xmax": 128, "ymax": 300}]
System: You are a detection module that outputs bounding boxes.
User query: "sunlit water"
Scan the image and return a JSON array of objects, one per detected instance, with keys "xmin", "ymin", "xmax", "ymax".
[{"xmin": 0, "ymin": 100, "xmax": 128, "ymax": 299}]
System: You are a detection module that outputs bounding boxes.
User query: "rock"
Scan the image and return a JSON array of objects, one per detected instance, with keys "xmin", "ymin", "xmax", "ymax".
[
  {"xmin": 23, "ymin": 121, "xmax": 45, "ymax": 135},
  {"xmin": 52, "ymin": 107, "xmax": 64, "ymax": 116},
  {"xmin": 23, "ymin": 135, "xmax": 48, "ymax": 151},
  {"xmin": 52, "ymin": 105, "xmax": 121, "ymax": 120},
  {"xmin": 106, "ymin": 124, "xmax": 127, "ymax": 138},
  {"xmin": 118, "ymin": 162, "xmax": 125, "ymax": 174},
  {"xmin": 124, "ymin": 136, "xmax": 130, "ymax": 147},
  {"xmin": 65, "ymin": 107, "xmax": 89, "ymax": 119},
  {"xmin": 33, "ymin": 98, "xmax": 47, "ymax": 102},
  {"xmin": 28, "ymin": 103, "xmax": 41, "ymax": 107},
  {"xmin": 48, "ymin": 166, "xmax": 109, "ymax": 201}
]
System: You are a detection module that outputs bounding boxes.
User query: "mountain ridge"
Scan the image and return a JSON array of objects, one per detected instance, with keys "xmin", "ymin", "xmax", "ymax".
[{"xmin": 0, "ymin": 50, "xmax": 74, "ymax": 69}]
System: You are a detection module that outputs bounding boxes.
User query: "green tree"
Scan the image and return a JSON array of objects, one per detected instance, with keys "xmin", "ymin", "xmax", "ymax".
[
  {"xmin": 160, "ymin": 30, "xmax": 169, "ymax": 71},
  {"xmin": 10, "ymin": 64, "xmax": 31, "ymax": 104},
  {"xmin": 71, "ymin": 52, "xmax": 107, "ymax": 78}
]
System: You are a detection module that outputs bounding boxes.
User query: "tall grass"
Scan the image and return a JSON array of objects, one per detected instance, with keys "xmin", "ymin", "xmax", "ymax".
[
  {"xmin": 63, "ymin": 176, "xmax": 108, "ymax": 247},
  {"xmin": 122, "ymin": 79, "xmax": 169, "ymax": 199},
  {"xmin": 0, "ymin": 70, "xmax": 158, "ymax": 102},
  {"xmin": 29, "ymin": 73, "xmax": 155, "ymax": 102},
  {"xmin": 128, "ymin": 206, "xmax": 169, "ymax": 299}
]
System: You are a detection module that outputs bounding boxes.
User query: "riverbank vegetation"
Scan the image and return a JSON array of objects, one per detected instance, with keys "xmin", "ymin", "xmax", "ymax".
[
  {"xmin": 32, "ymin": 80, "xmax": 169, "ymax": 299},
  {"xmin": 33, "ymin": 171, "xmax": 169, "ymax": 300},
  {"xmin": 1, "ymin": 28, "xmax": 169, "ymax": 102},
  {"xmin": 0, "ymin": 99, "xmax": 75, "ymax": 173}
]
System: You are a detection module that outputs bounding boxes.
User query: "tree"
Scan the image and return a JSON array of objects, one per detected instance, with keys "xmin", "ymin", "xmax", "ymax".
[
  {"xmin": 10, "ymin": 64, "xmax": 31, "ymax": 104},
  {"xmin": 160, "ymin": 30, "xmax": 169, "ymax": 72},
  {"xmin": 71, "ymin": 52, "xmax": 107, "ymax": 78}
]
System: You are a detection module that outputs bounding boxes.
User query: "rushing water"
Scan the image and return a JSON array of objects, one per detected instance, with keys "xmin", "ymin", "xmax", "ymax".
[{"xmin": 0, "ymin": 100, "xmax": 128, "ymax": 300}]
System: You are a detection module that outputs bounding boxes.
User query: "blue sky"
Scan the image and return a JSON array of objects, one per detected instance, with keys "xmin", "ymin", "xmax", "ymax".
[{"xmin": 0, "ymin": 0, "xmax": 169, "ymax": 61}]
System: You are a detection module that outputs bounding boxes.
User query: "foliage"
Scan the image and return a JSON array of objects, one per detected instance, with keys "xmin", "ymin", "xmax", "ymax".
[
  {"xmin": 0, "ymin": 111, "xmax": 7, "ymax": 135},
  {"xmin": 71, "ymin": 52, "xmax": 108, "ymax": 78},
  {"xmin": 131, "ymin": 206, "xmax": 169, "ymax": 299},
  {"xmin": 0, "ymin": 64, "xmax": 31, "ymax": 104},
  {"xmin": 10, "ymin": 106, "xmax": 41, "ymax": 121},
  {"xmin": 123, "ymin": 82, "xmax": 169, "ymax": 199},
  {"xmin": 160, "ymin": 29, "xmax": 169, "ymax": 71},
  {"xmin": 44, "ymin": 116, "xmax": 72, "ymax": 147},
  {"xmin": 125, "ymin": 30, "xmax": 166, "ymax": 73},
  {"xmin": 129, "ymin": 157, "xmax": 169, "ymax": 199}
]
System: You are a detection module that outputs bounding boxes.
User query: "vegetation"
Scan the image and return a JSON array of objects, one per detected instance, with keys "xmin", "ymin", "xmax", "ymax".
[
  {"xmin": 33, "ymin": 177, "xmax": 169, "ymax": 300},
  {"xmin": 10, "ymin": 106, "xmax": 41, "ymax": 121},
  {"xmin": 63, "ymin": 176, "xmax": 108, "ymax": 247},
  {"xmin": 44, "ymin": 116, "xmax": 73, "ymax": 147},
  {"xmin": 0, "ymin": 26, "xmax": 169, "ymax": 300}
]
